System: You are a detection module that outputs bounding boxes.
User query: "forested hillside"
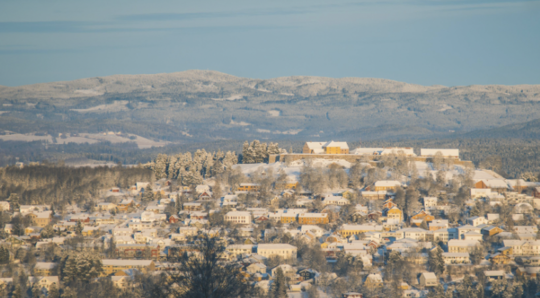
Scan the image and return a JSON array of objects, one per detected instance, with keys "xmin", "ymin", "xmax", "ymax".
[{"xmin": 0, "ymin": 165, "xmax": 153, "ymax": 206}]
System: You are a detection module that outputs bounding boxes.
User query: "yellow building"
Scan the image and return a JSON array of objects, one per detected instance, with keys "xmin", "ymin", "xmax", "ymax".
[
  {"xmin": 237, "ymin": 183, "xmax": 260, "ymax": 192},
  {"xmin": 34, "ymin": 262, "xmax": 57, "ymax": 276},
  {"xmin": 101, "ymin": 260, "xmax": 155, "ymax": 276},
  {"xmin": 386, "ymin": 206, "xmax": 403, "ymax": 222},
  {"xmin": 374, "ymin": 180, "xmax": 401, "ymax": 191},
  {"xmin": 298, "ymin": 213, "xmax": 329, "ymax": 225},
  {"xmin": 339, "ymin": 224, "xmax": 383, "ymax": 237},
  {"xmin": 323, "ymin": 141, "xmax": 349, "ymax": 154}
]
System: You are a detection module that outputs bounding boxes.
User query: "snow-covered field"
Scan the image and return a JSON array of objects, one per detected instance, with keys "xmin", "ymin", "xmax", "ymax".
[
  {"xmin": 56, "ymin": 133, "xmax": 169, "ymax": 149},
  {"xmin": 0, "ymin": 132, "xmax": 169, "ymax": 149},
  {"xmin": 212, "ymin": 94, "xmax": 244, "ymax": 101},
  {"xmin": 0, "ymin": 133, "xmax": 53, "ymax": 142},
  {"xmin": 70, "ymin": 100, "xmax": 129, "ymax": 113}
]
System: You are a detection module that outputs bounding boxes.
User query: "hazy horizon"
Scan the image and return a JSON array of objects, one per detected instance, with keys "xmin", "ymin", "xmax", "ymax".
[{"xmin": 1, "ymin": 0, "xmax": 539, "ymax": 87}]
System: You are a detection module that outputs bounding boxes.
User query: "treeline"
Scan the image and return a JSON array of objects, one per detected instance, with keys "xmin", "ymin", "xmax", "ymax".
[
  {"xmin": 0, "ymin": 165, "xmax": 153, "ymax": 206},
  {"xmin": 357, "ymin": 138, "xmax": 540, "ymax": 179},
  {"xmin": 149, "ymin": 149, "xmax": 238, "ymax": 185},
  {"xmin": 240, "ymin": 140, "xmax": 282, "ymax": 163}
]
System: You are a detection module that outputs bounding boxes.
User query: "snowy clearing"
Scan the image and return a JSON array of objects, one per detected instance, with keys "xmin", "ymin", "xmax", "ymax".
[
  {"xmin": 212, "ymin": 94, "xmax": 244, "ymax": 101},
  {"xmin": 70, "ymin": 100, "xmax": 129, "ymax": 113},
  {"xmin": 267, "ymin": 110, "xmax": 281, "ymax": 117}
]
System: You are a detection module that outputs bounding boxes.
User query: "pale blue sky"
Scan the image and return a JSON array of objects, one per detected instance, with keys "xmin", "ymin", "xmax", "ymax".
[{"xmin": 1, "ymin": 0, "xmax": 539, "ymax": 86}]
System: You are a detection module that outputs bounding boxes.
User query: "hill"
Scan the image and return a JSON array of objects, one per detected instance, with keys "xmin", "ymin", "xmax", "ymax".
[{"xmin": 0, "ymin": 70, "xmax": 539, "ymax": 143}]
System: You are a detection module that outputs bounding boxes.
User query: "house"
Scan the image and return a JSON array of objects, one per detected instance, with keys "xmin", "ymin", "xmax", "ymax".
[
  {"xmin": 516, "ymin": 267, "xmax": 540, "ymax": 278},
  {"xmin": 442, "ymin": 253, "xmax": 470, "ymax": 264},
  {"xmin": 448, "ymin": 240, "xmax": 480, "ymax": 253},
  {"xmin": 226, "ymin": 244, "xmax": 253, "ymax": 257},
  {"xmin": 457, "ymin": 225, "xmax": 482, "ymax": 239},
  {"xmin": 111, "ymin": 276, "xmax": 130, "ymax": 289},
  {"xmin": 374, "ymin": 181, "xmax": 401, "ymax": 192},
  {"xmin": 423, "ymin": 197, "xmax": 438, "ymax": 211},
  {"xmin": 183, "ymin": 202, "xmax": 203, "ymax": 212},
  {"xmin": 34, "ymin": 262, "xmax": 57, "ymax": 276},
  {"xmin": 502, "ymin": 240, "xmax": 540, "ymax": 256},
  {"xmin": 31, "ymin": 276, "xmax": 59, "ymax": 292},
  {"xmin": 322, "ymin": 196, "xmax": 350, "ymax": 206},
  {"xmin": 115, "ymin": 244, "xmax": 161, "ymax": 260},
  {"xmin": 419, "ymin": 272, "xmax": 438, "ymax": 288},
  {"xmin": 271, "ymin": 264, "xmax": 296, "ymax": 278},
  {"xmin": 507, "ymin": 179, "xmax": 528, "ymax": 193},
  {"xmin": 101, "ymin": 259, "xmax": 155, "ymax": 276},
  {"xmin": 246, "ymin": 263, "xmax": 267, "ymax": 274},
  {"xmin": 410, "ymin": 211, "xmax": 435, "ymax": 223},
  {"xmin": 298, "ymin": 213, "xmax": 329, "ymax": 225},
  {"xmin": 303, "ymin": 142, "xmax": 326, "ymax": 154},
  {"xmin": 117, "ymin": 199, "xmax": 135, "ymax": 212},
  {"xmin": 339, "ymin": 224, "xmax": 383, "ymax": 237},
  {"xmin": 429, "ymin": 220, "xmax": 449, "ymax": 231},
  {"xmin": 29, "ymin": 211, "xmax": 52, "ymax": 228},
  {"xmin": 486, "ymin": 213, "xmax": 500, "ymax": 224},
  {"xmin": 236, "ymin": 183, "xmax": 260, "ymax": 192},
  {"xmin": 484, "ymin": 270, "xmax": 505, "ymax": 282},
  {"xmin": 361, "ymin": 191, "xmax": 387, "ymax": 200},
  {"xmin": 364, "ymin": 274, "xmax": 383, "ymax": 288},
  {"xmin": 474, "ymin": 179, "xmax": 508, "ymax": 193},
  {"xmin": 257, "ymin": 244, "xmax": 297, "ymax": 261},
  {"xmin": 385, "ymin": 206, "xmax": 403, "ymax": 222},
  {"xmin": 224, "ymin": 211, "xmax": 251, "ymax": 224},
  {"xmin": 323, "ymin": 141, "xmax": 349, "ymax": 154},
  {"xmin": 482, "ymin": 226, "xmax": 504, "ymax": 237},
  {"xmin": 467, "ymin": 216, "xmax": 488, "ymax": 227},
  {"xmin": 490, "ymin": 253, "xmax": 512, "ymax": 265}
]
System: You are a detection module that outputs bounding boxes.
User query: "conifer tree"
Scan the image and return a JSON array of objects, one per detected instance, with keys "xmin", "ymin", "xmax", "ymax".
[
  {"xmin": 428, "ymin": 246, "xmax": 445, "ymax": 275},
  {"xmin": 8, "ymin": 193, "xmax": 20, "ymax": 212},
  {"xmin": 48, "ymin": 284, "xmax": 60, "ymax": 298},
  {"xmin": 271, "ymin": 268, "xmax": 288, "ymax": 298},
  {"xmin": 75, "ymin": 221, "xmax": 83, "ymax": 235}
]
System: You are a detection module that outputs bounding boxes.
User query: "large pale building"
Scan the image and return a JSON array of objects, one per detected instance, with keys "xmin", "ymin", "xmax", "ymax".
[
  {"xmin": 257, "ymin": 243, "xmax": 297, "ymax": 260},
  {"xmin": 302, "ymin": 141, "xmax": 349, "ymax": 154},
  {"xmin": 420, "ymin": 149, "xmax": 460, "ymax": 159},
  {"xmin": 224, "ymin": 211, "xmax": 252, "ymax": 224}
]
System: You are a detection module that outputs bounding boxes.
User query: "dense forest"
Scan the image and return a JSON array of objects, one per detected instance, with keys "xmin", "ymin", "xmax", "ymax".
[{"xmin": 0, "ymin": 165, "xmax": 153, "ymax": 207}]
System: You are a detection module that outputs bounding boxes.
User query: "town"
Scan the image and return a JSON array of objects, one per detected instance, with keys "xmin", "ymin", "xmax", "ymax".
[{"xmin": 1, "ymin": 140, "xmax": 540, "ymax": 298}]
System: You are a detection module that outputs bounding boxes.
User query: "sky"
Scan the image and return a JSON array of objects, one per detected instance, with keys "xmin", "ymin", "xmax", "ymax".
[{"xmin": 0, "ymin": 0, "xmax": 539, "ymax": 87}]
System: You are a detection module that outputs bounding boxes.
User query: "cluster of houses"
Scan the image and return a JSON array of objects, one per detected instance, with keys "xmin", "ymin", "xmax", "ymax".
[{"xmin": 1, "ymin": 144, "xmax": 540, "ymax": 297}]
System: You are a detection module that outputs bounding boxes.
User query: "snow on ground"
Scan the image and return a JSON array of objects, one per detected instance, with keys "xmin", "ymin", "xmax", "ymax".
[
  {"xmin": 70, "ymin": 100, "xmax": 129, "ymax": 113},
  {"xmin": 0, "ymin": 132, "xmax": 168, "ymax": 149},
  {"xmin": 267, "ymin": 110, "xmax": 281, "ymax": 117},
  {"xmin": 212, "ymin": 94, "xmax": 245, "ymax": 101},
  {"xmin": 0, "ymin": 133, "xmax": 53, "ymax": 142},
  {"xmin": 438, "ymin": 104, "xmax": 453, "ymax": 112},
  {"xmin": 229, "ymin": 120, "xmax": 251, "ymax": 126},
  {"xmin": 56, "ymin": 133, "xmax": 169, "ymax": 149},
  {"xmin": 414, "ymin": 161, "xmax": 465, "ymax": 180},
  {"xmin": 73, "ymin": 89, "xmax": 105, "ymax": 96},
  {"xmin": 289, "ymin": 158, "xmax": 353, "ymax": 169}
]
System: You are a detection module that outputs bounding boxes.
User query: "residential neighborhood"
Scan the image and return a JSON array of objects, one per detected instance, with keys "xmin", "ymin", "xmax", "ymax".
[{"xmin": 0, "ymin": 141, "xmax": 540, "ymax": 298}]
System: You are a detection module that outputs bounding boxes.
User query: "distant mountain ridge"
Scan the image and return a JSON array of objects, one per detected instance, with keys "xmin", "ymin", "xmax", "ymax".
[{"xmin": 0, "ymin": 70, "xmax": 539, "ymax": 143}]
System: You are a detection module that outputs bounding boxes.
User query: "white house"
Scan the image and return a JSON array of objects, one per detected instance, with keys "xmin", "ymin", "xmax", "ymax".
[{"xmin": 224, "ymin": 211, "xmax": 252, "ymax": 224}]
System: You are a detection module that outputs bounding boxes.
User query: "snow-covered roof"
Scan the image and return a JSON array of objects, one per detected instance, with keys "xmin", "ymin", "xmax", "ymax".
[
  {"xmin": 323, "ymin": 141, "xmax": 349, "ymax": 149},
  {"xmin": 420, "ymin": 149, "xmax": 459, "ymax": 158}
]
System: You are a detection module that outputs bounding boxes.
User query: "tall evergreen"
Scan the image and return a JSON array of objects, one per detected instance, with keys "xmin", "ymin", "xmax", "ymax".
[
  {"xmin": 271, "ymin": 268, "xmax": 288, "ymax": 298},
  {"xmin": 428, "ymin": 246, "xmax": 445, "ymax": 275}
]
